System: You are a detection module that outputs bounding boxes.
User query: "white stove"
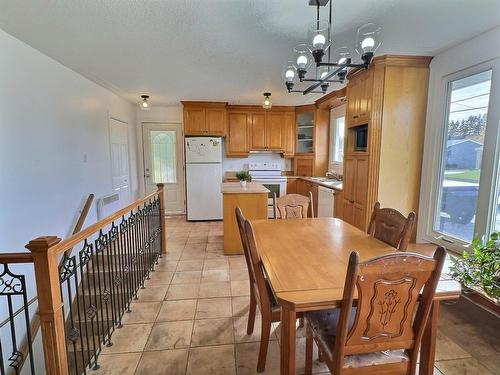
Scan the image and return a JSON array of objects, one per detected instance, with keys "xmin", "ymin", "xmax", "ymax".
[{"xmin": 248, "ymin": 162, "xmax": 287, "ymax": 218}]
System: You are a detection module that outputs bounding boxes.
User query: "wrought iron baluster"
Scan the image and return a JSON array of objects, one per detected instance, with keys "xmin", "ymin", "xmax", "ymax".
[{"xmin": 95, "ymin": 231, "xmax": 113, "ymax": 347}]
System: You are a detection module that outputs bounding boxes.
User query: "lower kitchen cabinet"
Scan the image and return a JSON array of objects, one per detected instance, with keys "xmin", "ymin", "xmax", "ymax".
[
  {"xmin": 294, "ymin": 156, "xmax": 314, "ymax": 176},
  {"xmin": 342, "ymin": 155, "xmax": 369, "ymax": 230},
  {"xmin": 286, "ymin": 178, "xmax": 297, "ymax": 194},
  {"xmin": 334, "ymin": 190, "xmax": 344, "ymax": 219}
]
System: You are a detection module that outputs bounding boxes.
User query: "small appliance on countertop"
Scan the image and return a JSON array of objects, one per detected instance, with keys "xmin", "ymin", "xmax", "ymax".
[{"xmin": 185, "ymin": 137, "xmax": 223, "ymax": 220}]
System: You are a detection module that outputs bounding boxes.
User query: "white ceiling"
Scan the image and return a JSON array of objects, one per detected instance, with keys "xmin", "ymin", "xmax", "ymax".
[{"xmin": 1, "ymin": 0, "xmax": 499, "ymax": 106}]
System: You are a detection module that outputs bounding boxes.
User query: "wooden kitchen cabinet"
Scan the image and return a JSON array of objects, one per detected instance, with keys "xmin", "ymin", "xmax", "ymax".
[
  {"xmin": 266, "ymin": 112, "xmax": 284, "ymax": 150},
  {"xmin": 182, "ymin": 102, "xmax": 227, "ymax": 136},
  {"xmin": 294, "ymin": 156, "xmax": 314, "ymax": 177},
  {"xmin": 250, "ymin": 112, "xmax": 267, "ymax": 149},
  {"xmin": 334, "ymin": 190, "xmax": 344, "ymax": 219},
  {"xmin": 346, "ymin": 70, "xmax": 372, "ymax": 127},
  {"xmin": 226, "ymin": 110, "xmax": 250, "ymax": 156},
  {"xmin": 342, "ymin": 155, "xmax": 368, "ymax": 230},
  {"xmin": 282, "ymin": 112, "xmax": 296, "ymax": 157},
  {"xmin": 249, "ymin": 111, "xmax": 289, "ymax": 151},
  {"xmin": 286, "ymin": 178, "xmax": 297, "ymax": 194}
]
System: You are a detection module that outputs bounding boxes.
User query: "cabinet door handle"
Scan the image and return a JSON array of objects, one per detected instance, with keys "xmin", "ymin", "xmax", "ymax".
[
  {"xmin": 349, "ymin": 200, "xmax": 354, "ymax": 204},
  {"xmin": 353, "ymin": 115, "xmax": 359, "ymax": 119}
]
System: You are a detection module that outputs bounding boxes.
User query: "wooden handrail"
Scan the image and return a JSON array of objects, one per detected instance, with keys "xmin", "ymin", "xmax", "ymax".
[
  {"xmin": 24, "ymin": 184, "xmax": 166, "ymax": 375},
  {"xmin": 0, "ymin": 252, "xmax": 34, "ymax": 264},
  {"xmin": 51, "ymin": 189, "xmax": 161, "ymax": 256}
]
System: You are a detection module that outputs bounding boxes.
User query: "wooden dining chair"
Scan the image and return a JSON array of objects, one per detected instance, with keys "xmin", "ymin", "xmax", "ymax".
[
  {"xmin": 304, "ymin": 247, "xmax": 446, "ymax": 375},
  {"xmin": 273, "ymin": 192, "xmax": 314, "ymax": 219},
  {"xmin": 367, "ymin": 202, "xmax": 416, "ymax": 251},
  {"xmin": 235, "ymin": 207, "xmax": 281, "ymax": 372}
]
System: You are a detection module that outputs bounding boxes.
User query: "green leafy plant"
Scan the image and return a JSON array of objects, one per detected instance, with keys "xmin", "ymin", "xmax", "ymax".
[
  {"xmin": 449, "ymin": 232, "xmax": 500, "ymax": 302},
  {"xmin": 235, "ymin": 170, "xmax": 251, "ymax": 182}
]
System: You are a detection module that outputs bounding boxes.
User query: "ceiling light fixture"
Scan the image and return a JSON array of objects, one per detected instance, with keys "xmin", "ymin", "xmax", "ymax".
[
  {"xmin": 262, "ymin": 93, "xmax": 272, "ymax": 109},
  {"xmin": 282, "ymin": 0, "xmax": 381, "ymax": 96},
  {"xmin": 140, "ymin": 95, "xmax": 151, "ymax": 110}
]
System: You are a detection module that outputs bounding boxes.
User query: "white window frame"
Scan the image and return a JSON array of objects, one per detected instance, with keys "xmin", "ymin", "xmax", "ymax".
[
  {"xmin": 418, "ymin": 58, "xmax": 500, "ymax": 253},
  {"xmin": 329, "ymin": 104, "xmax": 346, "ymax": 167}
]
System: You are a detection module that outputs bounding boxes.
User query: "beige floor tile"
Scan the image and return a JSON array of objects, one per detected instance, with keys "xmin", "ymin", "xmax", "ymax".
[
  {"xmin": 230, "ymin": 280, "xmax": 250, "ymax": 296},
  {"xmin": 135, "ymin": 349, "xmax": 189, "ymax": 375},
  {"xmin": 187, "ymin": 237, "xmax": 208, "ymax": 244},
  {"xmin": 206, "ymin": 242, "xmax": 224, "ymax": 251},
  {"xmin": 191, "ymin": 318, "xmax": 234, "ymax": 346},
  {"xmin": 477, "ymin": 355, "xmax": 500, "ymax": 374},
  {"xmin": 186, "ymin": 345, "xmax": 236, "ymax": 375},
  {"xmin": 165, "ymin": 251, "xmax": 182, "ymax": 261},
  {"xmin": 235, "ymin": 341, "xmax": 280, "ymax": 375},
  {"xmin": 198, "ymin": 282, "xmax": 231, "ymax": 298},
  {"xmin": 157, "ymin": 299, "xmax": 197, "ymax": 322},
  {"xmin": 122, "ymin": 302, "xmax": 161, "ymax": 324},
  {"xmin": 176, "ymin": 260, "xmax": 204, "ymax": 271},
  {"xmin": 233, "ymin": 315, "xmax": 276, "ymax": 343},
  {"xmin": 228, "ymin": 256, "xmax": 247, "ymax": 270},
  {"xmin": 93, "ymin": 353, "xmax": 141, "ymax": 375},
  {"xmin": 171, "ymin": 270, "xmax": 202, "ymax": 284},
  {"xmin": 155, "ymin": 260, "xmax": 178, "ymax": 272},
  {"xmin": 184, "ymin": 243, "xmax": 207, "ymax": 251},
  {"xmin": 231, "ymin": 296, "xmax": 255, "ymax": 317},
  {"xmin": 435, "ymin": 330, "xmax": 472, "ymax": 361},
  {"xmin": 208, "ymin": 235, "xmax": 224, "ymax": 243},
  {"xmin": 145, "ymin": 321, "xmax": 194, "ymax": 350},
  {"xmin": 435, "ymin": 357, "xmax": 494, "ymax": 375},
  {"xmin": 180, "ymin": 250, "xmax": 206, "ymax": 260},
  {"xmin": 203, "ymin": 258, "xmax": 229, "ymax": 270},
  {"xmin": 166, "ymin": 284, "xmax": 200, "ymax": 300},
  {"xmin": 101, "ymin": 324, "xmax": 153, "ymax": 354},
  {"xmin": 201, "ymin": 269, "xmax": 230, "ymax": 283},
  {"xmin": 229, "ymin": 268, "xmax": 249, "ymax": 281},
  {"xmin": 196, "ymin": 298, "xmax": 232, "ymax": 319},
  {"xmin": 415, "ymin": 364, "xmax": 444, "ymax": 375},
  {"xmin": 135, "ymin": 285, "xmax": 169, "ymax": 302},
  {"xmin": 145, "ymin": 271, "xmax": 174, "ymax": 286}
]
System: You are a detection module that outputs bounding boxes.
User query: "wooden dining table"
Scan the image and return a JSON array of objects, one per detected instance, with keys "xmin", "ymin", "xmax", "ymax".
[{"xmin": 250, "ymin": 217, "xmax": 461, "ymax": 375}]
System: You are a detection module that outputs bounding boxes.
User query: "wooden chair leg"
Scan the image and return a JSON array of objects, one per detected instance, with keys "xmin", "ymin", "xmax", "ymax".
[
  {"xmin": 247, "ymin": 292, "xmax": 257, "ymax": 335},
  {"xmin": 257, "ymin": 315, "xmax": 271, "ymax": 372},
  {"xmin": 305, "ymin": 336, "xmax": 314, "ymax": 375}
]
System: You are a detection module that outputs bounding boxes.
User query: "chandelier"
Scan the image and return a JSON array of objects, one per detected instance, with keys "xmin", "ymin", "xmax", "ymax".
[{"xmin": 283, "ymin": 0, "xmax": 381, "ymax": 95}]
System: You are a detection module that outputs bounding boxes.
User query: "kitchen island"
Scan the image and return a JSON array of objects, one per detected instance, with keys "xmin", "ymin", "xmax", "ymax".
[{"xmin": 221, "ymin": 182, "xmax": 269, "ymax": 255}]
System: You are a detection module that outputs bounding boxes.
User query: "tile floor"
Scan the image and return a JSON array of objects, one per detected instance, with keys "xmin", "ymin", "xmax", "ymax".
[{"xmin": 95, "ymin": 216, "xmax": 500, "ymax": 375}]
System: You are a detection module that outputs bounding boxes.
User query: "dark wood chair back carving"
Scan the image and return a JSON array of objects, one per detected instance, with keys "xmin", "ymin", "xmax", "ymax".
[
  {"xmin": 331, "ymin": 248, "xmax": 446, "ymax": 372},
  {"xmin": 367, "ymin": 202, "xmax": 416, "ymax": 250},
  {"xmin": 273, "ymin": 192, "xmax": 314, "ymax": 219}
]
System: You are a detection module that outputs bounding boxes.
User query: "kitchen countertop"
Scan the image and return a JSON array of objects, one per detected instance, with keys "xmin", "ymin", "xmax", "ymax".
[
  {"xmin": 221, "ymin": 182, "xmax": 270, "ymax": 194},
  {"xmin": 288, "ymin": 176, "xmax": 343, "ymax": 191}
]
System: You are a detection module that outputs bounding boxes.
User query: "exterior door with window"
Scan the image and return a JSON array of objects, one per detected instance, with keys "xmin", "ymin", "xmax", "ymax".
[{"xmin": 143, "ymin": 123, "xmax": 185, "ymax": 214}]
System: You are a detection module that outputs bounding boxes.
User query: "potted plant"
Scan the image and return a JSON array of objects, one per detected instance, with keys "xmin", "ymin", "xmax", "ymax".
[
  {"xmin": 449, "ymin": 232, "xmax": 500, "ymax": 308},
  {"xmin": 235, "ymin": 170, "xmax": 251, "ymax": 187}
]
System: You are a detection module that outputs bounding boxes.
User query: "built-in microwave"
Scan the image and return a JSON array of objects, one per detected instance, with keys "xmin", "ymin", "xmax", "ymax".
[{"xmin": 355, "ymin": 125, "xmax": 368, "ymax": 151}]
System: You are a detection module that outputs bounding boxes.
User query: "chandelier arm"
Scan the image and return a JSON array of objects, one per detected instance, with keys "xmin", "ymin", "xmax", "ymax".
[
  {"xmin": 302, "ymin": 63, "xmax": 346, "ymax": 95},
  {"xmin": 301, "ymin": 78, "xmax": 343, "ymax": 83},
  {"xmin": 318, "ymin": 62, "xmax": 369, "ymax": 68}
]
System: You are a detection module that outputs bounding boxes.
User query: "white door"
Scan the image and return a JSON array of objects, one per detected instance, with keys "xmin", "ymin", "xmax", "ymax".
[
  {"xmin": 109, "ymin": 118, "xmax": 132, "ymax": 206},
  {"xmin": 143, "ymin": 123, "xmax": 185, "ymax": 214}
]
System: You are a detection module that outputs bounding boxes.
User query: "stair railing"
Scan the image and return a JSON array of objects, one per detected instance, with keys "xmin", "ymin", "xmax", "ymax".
[{"xmin": 0, "ymin": 184, "xmax": 166, "ymax": 375}]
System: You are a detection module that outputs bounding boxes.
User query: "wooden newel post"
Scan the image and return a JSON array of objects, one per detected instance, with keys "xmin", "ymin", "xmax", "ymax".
[
  {"xmin": 26, "ymin": 236, "xmax": 69, "ymax": 375},
  {"xmin": 157, "ymin": 183, "xmax": 167, "ymax": 255}
]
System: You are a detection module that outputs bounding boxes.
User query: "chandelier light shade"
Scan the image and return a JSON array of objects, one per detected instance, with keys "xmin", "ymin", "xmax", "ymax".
[
  {"xmin": 355, "ymin": 23, "xmax": 382, "ymax": 62},
  {"xmin": 140, "ymin": 95, "xmax": 151, "ymax": 110},
  {"xmin": 262, "ymin": 93, "xmax": 272, "ymax": 109},
  {"xmin": 293, "ymin": 44, "xmax": 313, "ymax": 79},
  {"xmin": 282, "ymin": 0, "xmax": 381, "ymax": 96}
]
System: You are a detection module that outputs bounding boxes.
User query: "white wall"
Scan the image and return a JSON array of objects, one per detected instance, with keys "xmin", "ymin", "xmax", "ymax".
[
  {"xmin": 0, "ymin": 29, "xmax": 138, "ymax": 253},
  {"xmin": 417, "ymin": 26, "xmax": 500, "ymax": 242}
]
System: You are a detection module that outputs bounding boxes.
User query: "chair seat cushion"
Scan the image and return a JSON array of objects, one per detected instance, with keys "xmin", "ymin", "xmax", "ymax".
[{"xmin": 305, "ymin": 309, "xmax": 409, "ymax": 369}]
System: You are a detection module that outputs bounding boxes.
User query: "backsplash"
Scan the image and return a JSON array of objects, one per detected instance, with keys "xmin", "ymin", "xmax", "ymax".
[{"xmin": 221, "ymin": 140, "xmax": 292, "ymax": 173}]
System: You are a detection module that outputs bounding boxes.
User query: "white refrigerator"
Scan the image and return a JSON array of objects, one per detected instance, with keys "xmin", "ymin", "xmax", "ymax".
[{"xmin": 185, "ymin": 137, "xmax": 223, "ymax": 220}]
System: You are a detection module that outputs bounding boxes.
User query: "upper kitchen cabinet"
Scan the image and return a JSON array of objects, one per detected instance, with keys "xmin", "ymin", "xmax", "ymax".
[
  {"xmin": 182, "ymin": 101, "xmax": 227, "ymax": 136},
  {"xmin": 345, "ymin": 70, "xmax": 373, "ymax": 127},
  {"xmin": 293, "ymin": 105, "xmax": 329, "ymax": 176},
  {"xmin": 226, "ymin": 109, "xmax": 250, "ymax": 157},
  {"xmin": 248, "ymin": 109, "xmax": 294, "ymax": 152},
  {"xmin": 341, "ymin": 55, "xmax": 432, "ymax": 232}
]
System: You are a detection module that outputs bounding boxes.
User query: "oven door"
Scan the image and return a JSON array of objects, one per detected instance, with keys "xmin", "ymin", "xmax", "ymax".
[{"xmin": 254, "ymin": 180, "xmax": 287, "ymax": 218}]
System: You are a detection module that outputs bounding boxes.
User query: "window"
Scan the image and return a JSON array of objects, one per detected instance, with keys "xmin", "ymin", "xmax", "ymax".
[
  {"xmin": 420, "ymin": 60, "xmax": 500, "ymax": 252},
  {"xmin": 434, "ymin": 70, "xmax": 492, "ymax": 242},
  {"xmin": 332, "ymin": 116, "xmax": 345, "ymax": 162},
  {"xmin": 329, "ymin": 105, "xmax": 346, "ymax": 167},
  {"xmin": 151, "ymin": 130, "xmax": 177, "ymax": 183}
]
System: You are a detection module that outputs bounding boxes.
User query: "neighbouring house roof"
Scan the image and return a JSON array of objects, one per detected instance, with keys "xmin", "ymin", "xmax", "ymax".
[{"xmin": 447, "ymin": 139, "xmax": 483, "ymax": 148}]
